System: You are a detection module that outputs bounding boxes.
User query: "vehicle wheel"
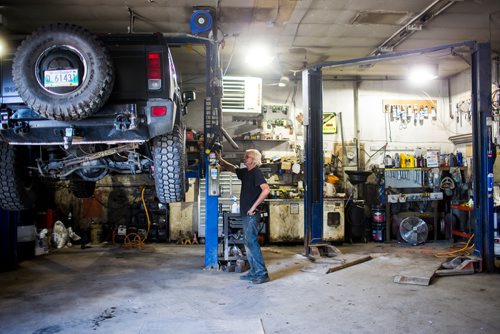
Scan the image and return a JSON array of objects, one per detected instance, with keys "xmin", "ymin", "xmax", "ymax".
[
  {"xmin": 70, "ymin": 179, "xmax": 96, "ymax": 198},
  {"xmin": 153, "ymin": 125, "xmax": 186, "ymax": 203},
  {"xmin": 0, "ymin": 143, "xmax": 36, "ymax": 211},
  {"xmin": 12, "ymin": 23, "xmax": 114, "ymax": 121}
]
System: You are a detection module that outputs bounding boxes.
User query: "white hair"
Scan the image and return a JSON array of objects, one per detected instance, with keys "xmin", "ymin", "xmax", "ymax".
[{"xmin": 246, "ymin": 149, "xmax": 262, "ymax": 167}]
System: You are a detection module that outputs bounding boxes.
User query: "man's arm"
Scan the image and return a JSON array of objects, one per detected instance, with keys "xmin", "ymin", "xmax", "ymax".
[
  {"xmin": 247, "ymin": 183, "xmax": 270, "ymax": 215},
  {"xmin": 215, "ymin": 151, "xmax": 236, "ymax": 173}
]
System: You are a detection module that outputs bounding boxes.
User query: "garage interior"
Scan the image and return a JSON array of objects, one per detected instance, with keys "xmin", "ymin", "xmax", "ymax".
[{"xmin": 1, "ymin": 0, "xmax": 500, "ymax": 333}]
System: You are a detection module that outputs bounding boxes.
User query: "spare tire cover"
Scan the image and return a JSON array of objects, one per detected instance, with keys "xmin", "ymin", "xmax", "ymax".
[{"xmin": 12, "ymin": 23, "xmax": 114, "ymax": 121}]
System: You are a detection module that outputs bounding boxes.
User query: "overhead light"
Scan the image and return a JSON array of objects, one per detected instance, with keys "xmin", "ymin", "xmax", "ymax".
[
  {"xmin": 245, "ymin": 44, "xmax": 274, "ymax": 68},
  {"xmin": 408, "ymin": 63, "xmax": 438, "ymax": 84},
  {"xmin": 278, "ymin": 76, "xmax": 290, "ymax": 87}
]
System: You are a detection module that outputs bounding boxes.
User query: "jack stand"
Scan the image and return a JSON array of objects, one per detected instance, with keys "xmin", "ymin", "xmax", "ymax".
[{"xmin": 192, "ymin": 232, "xmax": 199, "ymax": 245}]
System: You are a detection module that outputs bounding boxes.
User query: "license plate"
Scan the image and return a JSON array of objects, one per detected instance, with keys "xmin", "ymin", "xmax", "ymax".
[{"xmin": 44, "ymin": 69, "xmax": 79, "ymax": 88}]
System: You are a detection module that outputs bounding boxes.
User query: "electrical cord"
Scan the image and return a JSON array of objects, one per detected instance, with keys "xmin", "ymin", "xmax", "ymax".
[
  {"xmin": 114, "ymin": 186, "xmax": 154, "ymax": 252},
  {"xmin": 140, "ymin": 186, "xmax": 151, "ymax": 240},
  {"xmin": 434, "ymin": 233, "xmax": 475, "ymax": 258}
]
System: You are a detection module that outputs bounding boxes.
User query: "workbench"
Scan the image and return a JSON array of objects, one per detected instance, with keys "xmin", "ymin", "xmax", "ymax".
[
  {"xmin": 385, "ymin": 192, "xmax": 442, "ymax": 242},
  {"xmin": 384, "ymin": 167, "xmax": 444, "ymax": 242}
]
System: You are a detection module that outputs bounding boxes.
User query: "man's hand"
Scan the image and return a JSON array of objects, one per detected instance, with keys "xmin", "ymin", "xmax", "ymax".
[{"xmin": 216, "ymin": 151, "xmax": 236, "ymax": 173}]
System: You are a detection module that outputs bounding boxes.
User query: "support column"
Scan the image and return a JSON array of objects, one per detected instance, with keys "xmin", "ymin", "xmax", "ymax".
[
  {"xmin": 471, "ymin": 42, "xmax": 495, "ymax": 271},
  {"xmin": 302, "ymin": 68, "xmax": 324, "ymax": 255},
  {"xmin": 204, "ymin": 41, "xmax": 221, "ymax": 268},
  {"xmin": 165, "ymin": 36, "xmax": 220, "ymax": 268}
]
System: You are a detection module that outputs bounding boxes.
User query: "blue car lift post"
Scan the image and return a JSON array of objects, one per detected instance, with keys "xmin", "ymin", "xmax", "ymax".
[
  {"xmin": 302, "ymin": 68, "xmax": 324, "ymax": 252},
  {"xmin": 302, "ymin": 41, "xmax": 496, "ymax": 271},
  {"xmin": 165, "ymin": 35, "xmax": 221, "ymax": 268},
  {"xmin": 471, "ymin": 43, "xmax": 496, "ymax": 272}
]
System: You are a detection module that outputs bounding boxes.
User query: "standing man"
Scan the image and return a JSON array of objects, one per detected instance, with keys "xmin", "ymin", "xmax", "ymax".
[{"xmin": 216, "ymin": 149, "xmax": 271, "ymax": 284}]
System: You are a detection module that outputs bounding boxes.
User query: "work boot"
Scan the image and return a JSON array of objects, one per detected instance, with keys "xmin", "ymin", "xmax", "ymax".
[
  {"xmin": 239, "ymin": 273, "xmax": 256, "ymax": 281},
  {"xmin": 251, "ymin": 275, "xmax": 270, "ymax": 284}
]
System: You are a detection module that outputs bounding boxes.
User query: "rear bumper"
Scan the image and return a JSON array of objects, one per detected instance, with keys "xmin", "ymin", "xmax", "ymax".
[
  {"xmin": 0, "ymin": 101, "xmax": 175, "ymax": 145},
  {"xmin": 1, "ymin": 118, "xmax": 150, "ymax": 145}
]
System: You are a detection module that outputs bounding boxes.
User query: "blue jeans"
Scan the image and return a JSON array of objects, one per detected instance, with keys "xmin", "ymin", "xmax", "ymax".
[{"xmin": 242, "ymin": 214, "xmax": 268, "ymax": 277}]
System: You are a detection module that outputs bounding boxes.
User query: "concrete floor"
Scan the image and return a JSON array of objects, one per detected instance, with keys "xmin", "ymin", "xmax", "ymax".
[{"xmin": 0, "ymin": 242, "xmax": 499, "ymax": 334}]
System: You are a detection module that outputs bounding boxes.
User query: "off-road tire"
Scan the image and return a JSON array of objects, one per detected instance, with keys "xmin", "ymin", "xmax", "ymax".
[
  {"xmin": 12, "ymin": 23, "xmax": 114, "ymax": 121},
  {"xmin": 0, "ymin": 143, "xmax": 36, "ymax": 211},
  {"xmin": 153, "ymin": 125, "xmax": 185, "ymax": 203},
  {"xmin": 70, "ymin": 179, "xmax": 96, "ymax": 198}
]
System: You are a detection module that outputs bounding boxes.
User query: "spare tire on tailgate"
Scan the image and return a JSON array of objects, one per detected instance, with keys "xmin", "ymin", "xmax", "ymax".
[{"xmin": 12, "ymin": 23, "xmax": 114, "ymax": 121}]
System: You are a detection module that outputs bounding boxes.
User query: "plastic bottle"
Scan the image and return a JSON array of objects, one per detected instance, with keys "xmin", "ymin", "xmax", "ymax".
[
  {"xmin": 394, "ymin": 153, "xmax": 400, "ymax": 168},
  {"xmin": 400, "ymin": 153, "xmax": 406, "ymax": 168},
  {"xmin": 231, "ymin": 196, "xmax": 240, "ymax": 214}
]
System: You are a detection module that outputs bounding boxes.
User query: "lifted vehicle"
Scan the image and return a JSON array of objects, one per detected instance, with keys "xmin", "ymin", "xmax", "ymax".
[{"xmin": 0, "ymin": 23, "xmax": 195, "ymax": 211}]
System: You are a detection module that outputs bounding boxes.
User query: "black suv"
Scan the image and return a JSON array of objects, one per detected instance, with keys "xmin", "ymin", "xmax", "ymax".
[{"xmin": 0, "ymin": 23, "xmax": 194, "ymax": 211}]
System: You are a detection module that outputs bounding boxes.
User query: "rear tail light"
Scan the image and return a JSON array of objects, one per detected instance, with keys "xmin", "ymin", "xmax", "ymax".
[
  {"xmin": 148, "ymin": 53, "xmax": 162, "ymax": 90},
  {"xmin": 151, "ymin": 105, "xmax": 167, "ymax": 117}
]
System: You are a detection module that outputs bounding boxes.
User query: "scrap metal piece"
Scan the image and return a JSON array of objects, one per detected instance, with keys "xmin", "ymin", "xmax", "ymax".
[{"xmin": 326, "ymin": 255, "xmax": 372, "ymax": 274}]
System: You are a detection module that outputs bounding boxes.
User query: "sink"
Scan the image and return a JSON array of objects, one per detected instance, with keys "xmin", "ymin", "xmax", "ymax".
[{"xmin": 345, "ymin": 170, "xmax": 372, "ymax": 185}]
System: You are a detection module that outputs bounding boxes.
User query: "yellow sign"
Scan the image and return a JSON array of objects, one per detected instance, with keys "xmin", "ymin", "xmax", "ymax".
[{"xmin": 323, "ymin": 112, "xmax": 337, "ymax": 134}]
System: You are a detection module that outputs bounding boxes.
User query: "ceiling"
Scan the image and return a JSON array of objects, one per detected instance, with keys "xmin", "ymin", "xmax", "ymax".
[{"xmin": 1, "ymin": 0, "xmax": 500, "ymax": 85}]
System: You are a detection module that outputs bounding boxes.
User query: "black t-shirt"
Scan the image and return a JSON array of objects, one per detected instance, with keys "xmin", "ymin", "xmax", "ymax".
[{"xmin": 236, "ymin": 167, "xmax": 267, "ymax": 215}]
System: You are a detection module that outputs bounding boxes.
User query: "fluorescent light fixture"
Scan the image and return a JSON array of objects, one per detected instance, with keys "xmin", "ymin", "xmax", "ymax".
[
  {"xmin": 245, "ymin": 44, "xmax": 274, "ymax": 68},
  {"xmin": 408, "ymin": 63, "xmax": 438, "ymax": 83}
]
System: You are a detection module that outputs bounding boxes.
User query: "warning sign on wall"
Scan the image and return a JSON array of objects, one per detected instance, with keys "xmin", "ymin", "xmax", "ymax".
[{"xmin": 323, "ymin": 112, "xmax": 337, "ymax": 134}]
